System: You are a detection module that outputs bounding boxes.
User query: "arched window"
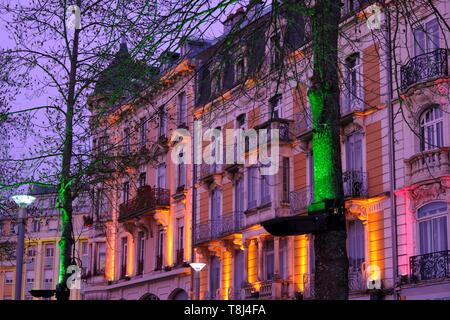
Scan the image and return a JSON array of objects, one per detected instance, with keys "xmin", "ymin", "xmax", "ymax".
[
  {"xmin": 420, "ymin": 105, "xmax": 444, "ymax": 151},
  {"xmin": 417, "ymin": 202, "xmax": 448, "ymax": 254}
]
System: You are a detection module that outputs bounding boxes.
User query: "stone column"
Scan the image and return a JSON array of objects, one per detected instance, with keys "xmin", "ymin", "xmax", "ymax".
[
  {"xmin": 243, "ymin": 240, "xmax": 249, "ymax": 283},
  {"xmin": 274, "ymin": 237, "xmax": 280, "ymax": 278}
]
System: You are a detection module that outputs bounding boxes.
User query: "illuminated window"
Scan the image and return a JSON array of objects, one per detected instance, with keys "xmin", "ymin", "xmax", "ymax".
[
  {"xmin": 260, "ymin": 169, "xmax": 271, "ymax": 206},
  {"xmin": 156, "ymin": 229, "xmax": 164, "ymax": 270},
  {"xmin": 157, "ymin": 164, "xmax": 166, "ymax": 189},
  {"xmin": 346, "ymin": 132, "xmax": 363, "ymax": 172},
  {"xmin": 96, "ymin": 242, "xmax": 106, "ymax": 275},
  {"xmin": 270, "ymin": 94, "xmax": 283, "ymax": 119},
  {"xmin": 418, "ymin": 202, "xmax": 448, "ymax": 254},
  {"xmin": 420, "ymin": 105, "xmax": 444, "ymax": 151},
  {"xmin": 177, "ymin": 151, "xmax": 186, "ymax": 189}
]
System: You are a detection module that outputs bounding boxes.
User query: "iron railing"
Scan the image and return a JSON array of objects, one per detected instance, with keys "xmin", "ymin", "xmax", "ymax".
[
  {"xmin": 400, "ymin": 48, "xmax": 449, "ymax": 91},
  {"xmin": 289, "ymin": 186, "xmax": 314, "ymax": 214},
  {"xmin": 194, "ymin": 212, "xmax": 244, "ymax": 245},
  {"xmin": 343, "ymin": 171, "xmax": 368, "ymax": 198},
  {"xmin": 118, "ymin": 186, "xmax": 170, "ymax": 222},
  {"xmin": 410, "ymin": 250, "xmax": 450, "ymax": 283}
]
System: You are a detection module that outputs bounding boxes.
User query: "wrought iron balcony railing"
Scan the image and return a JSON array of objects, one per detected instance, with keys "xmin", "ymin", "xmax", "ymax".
[
  {"xmin": 118, "ymin": 186, "xmax": 170, "ymax": 222},
  {"xmin": 400, "ymin": 48, "xmax": 449, "ymax": 91},
  {"xmin": 343, "ymin": 170, "xmax": 368, "ymax": 198},
  {"xmin": 410, "ymin": 250, "xmax": 450, "ymax": 283},
  {"xmin": 289, "ymin": 186, "xmax": 314, "ymax": 214},
  {"xmin": 194, "ymin": 212, "xmax": 245, "ymax": 245}
]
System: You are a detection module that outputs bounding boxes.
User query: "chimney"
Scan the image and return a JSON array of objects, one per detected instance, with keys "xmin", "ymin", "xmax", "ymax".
[{"xmin": 223, "ymin": 7, "xmax": 245, "ymax": 34}]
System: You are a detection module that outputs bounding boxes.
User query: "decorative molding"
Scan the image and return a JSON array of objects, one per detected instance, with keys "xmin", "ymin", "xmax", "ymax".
[{"xmin": 410, "ymin": 182, "xmax": 447, "ymax": 208}]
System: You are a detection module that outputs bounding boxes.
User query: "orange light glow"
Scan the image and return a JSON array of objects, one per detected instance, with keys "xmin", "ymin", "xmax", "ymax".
[
  {"xmin": 105, "ymin": 223, "xmax": 116, "ymax": 281},
  {"xmin": 127, "ymin": 234, "xmax": 135, "ymax": 276}
]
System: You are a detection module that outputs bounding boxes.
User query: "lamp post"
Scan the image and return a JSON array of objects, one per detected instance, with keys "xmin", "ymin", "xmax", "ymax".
[
  {"xmin": 11, "ymin": 194, "xmax": 36, "ymax": 300},
  {"xmin": 189, "ymin": 262, "xmax": 206, "ymax": 300}
]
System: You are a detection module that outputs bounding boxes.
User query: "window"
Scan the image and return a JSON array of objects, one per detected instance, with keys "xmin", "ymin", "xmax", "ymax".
[
  {"xmin": 233, "ymin": 249, "xmax": 244, "ymax": 298},
  {"xmin": 418, "ymin": 202, "xmax": 448, "ymax": 254},
  {"xmin": 138, "ymin": 172, "xmax": 147, "ymax": 188},
  {"xmin": 43, "ymin": 269, "xmax": 53, "ymax": 284},
  {"xmin": 32, "ymin": 220, "xmax": 40, "ymax": 233},
  {"xmin": 260, "ymin": 169, "xmax": 271, "ymax": 206},
  {"xmin": 420, "ymin": 105, "xmax": 444, "ymax": 151},
  {"xmin": 248, "ymin": 167, "xmax": 258, "ymax": 209},
  {"xmin": 282, "ymin": 157, "xmax": 290, "ymax": 202},
  {"xmin": 236, "ymin": 58, "xmax": 245, "ymax": 81},
  {"xmin": 177, "ymin": 218, "xmax": 184, "ymax": 252},
  {"xmin": 347, "ymin": 219, "xmax": 365, "ymax": 272},
  {"xmin": 121, "ymin": 238, "xmax": 128, "ymax": 278},
  {"xmin": 157, "ymin": 164, "xmax": 166, "ymax": 189},
  {"xmin": 81, "ymin": 242, "xmax": 89, "ymax": 274},
  {"xmin": 123, "ymin": 128, "xmax": 131, "ymax": 154},
  {"xmin": 235, "ymin": 178, "xmax": 244, "ymax": 213},
  {"xmin": 177, "ymin": 92, "xmax": 187, "ymax": 126},
  {"xmin": 26, "ymin": 270, "xmax": 34, "ymax": 284},
  {"xmin": 211, "ymin": 188, "xmax": 222, "ymax": 237},
  {"xmin": 270, "ymin": 34, "xmax": 282, "ymax": 68},
  {"xmin": 96, "ymin": 242, "xmax": 106, "ymax": 274},
  {"xmin": 264, "ymin": 239, "xmax": 275, "ymax": 280},
  {"xmin": 45, "ymin": 244, "xmax": 54, "ymax": 257},
  {"xmin": 137, "ymin": 232, "xmax": 145, "ymax": 275},
  {"xmin": 139, "ymin": 118, "xmax": 147, "ymax": 148},
  {"xmin": 343, "ymin": 53, "xmax": 362, "ymax": 112},
  {"xmin": 5, "ymin": 271, "xmax": 13, "ymax": 284},
  {"xmin": 122, "ymin": 181, "xmax": 130, "ymax": 204},
  {"xmin": 177, "ymin": 151, "xmax": 186, "ymax": 189},
  {"xmin": 210, "ymin": 256, "xmax": 221, "ymax": 299},
  {"xmin": 158, "ymin": 106, "xmax": 167, "ymax": 137},
  {"xmin": 279, "ymin": 238, "xmax": 288, "ymax": 279},
  {"xmin": 270, "ymin": 94, "xmax": 283, "ymax": 119},
  {"xmin": 346, "ymin": 132, "xmax": 363, "ymax": 172},
  {"xmin": 414, "ymin": 19, "xmax": 439, "ymax": 55},
  {"xmin": 28, "ymin": 247, "xmax": 36, "ymax": 257},
  {"xmin": 156, "ymin": 229, "xmax": 164, "ymax": 270}
]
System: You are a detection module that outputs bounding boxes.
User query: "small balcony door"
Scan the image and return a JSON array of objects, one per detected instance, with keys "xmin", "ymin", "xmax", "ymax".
[
  {"xmin": 233, "ymin": 249, "xmax": 244, "ymax": 299},
  {"xmin": 210, "ymin": 255, "xmax": 221, "ymax": 299},
  {"xmin": 346, "ymin": 133, "xmax": 363, "ymax": 172}
]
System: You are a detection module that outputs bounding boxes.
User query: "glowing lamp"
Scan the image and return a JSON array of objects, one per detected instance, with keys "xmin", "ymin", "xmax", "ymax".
[
  {"xmin": 11, "ymin": 195, "xmax": 36, "ymax": 208},
  {"xmin": 189, "ymin": 262, "xmax": 206, "ymax": 272}
]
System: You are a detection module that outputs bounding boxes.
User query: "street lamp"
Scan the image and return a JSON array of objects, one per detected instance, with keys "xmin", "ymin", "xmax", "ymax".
[
  {"xmin": 189, "ymin": 262, "xmax": 206, "ymax": 300},
  {"xmin": 11, "ymin": 194, "xmax": 36, "ymax": 300}
]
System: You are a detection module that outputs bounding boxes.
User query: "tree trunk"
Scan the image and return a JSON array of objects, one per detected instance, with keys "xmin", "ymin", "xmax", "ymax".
[
  {"xmin": 57, "ymin": 1, "xmax": 81, "ymax": 300},
  {"xmin": 309, "ymin": 0, "xmax": 349, "ymax": 300}
]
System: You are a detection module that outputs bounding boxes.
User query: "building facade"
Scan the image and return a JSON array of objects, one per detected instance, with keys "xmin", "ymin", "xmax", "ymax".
[
  {"xmin": 0, "ymin": 186, "xmax": 89, "ymax": 300},
  {"xmin": 80, "ymin": 0, "xmax": 449, "ymax": 300}
]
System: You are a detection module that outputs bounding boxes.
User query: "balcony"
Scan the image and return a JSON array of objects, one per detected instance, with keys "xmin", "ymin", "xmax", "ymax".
[
  {"xmin": 410, "ymin": 250, "xmax": 450, "ymax": 283},
  {"xmin": 243, "ymin": 280, "xmax": 291, "ymax": 300},
  {"xmin": 118, "ymin": 186, "xmax": 170, "ymax": 222},
  {"xmin": 343, "ymin": 171, "xmax": 368, "ymax": 198},
  {"xmin": 194, "ymin": 212, "xmax": 244, "ymax": 245},
  {"xmin": 406, "ymin": 148, "xmax": 450, "ymax": 185},
  {"xmin": 289, "ymin": 186, "xmax": 314, "ymax": 214},
  {"xmin": 199, "ymin": 163, "xmax": 222, "ymax": 183},
  {"xmin": 255, "ymin": 118, "xmax": 293, "ymax": 143},
  {"xmin": 348, "ymin": 267, "xmax": 366, "ymax": 292},
  {"xmin": 401, "ymin": 48, "xmax": 449, "ymax": 91}
]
